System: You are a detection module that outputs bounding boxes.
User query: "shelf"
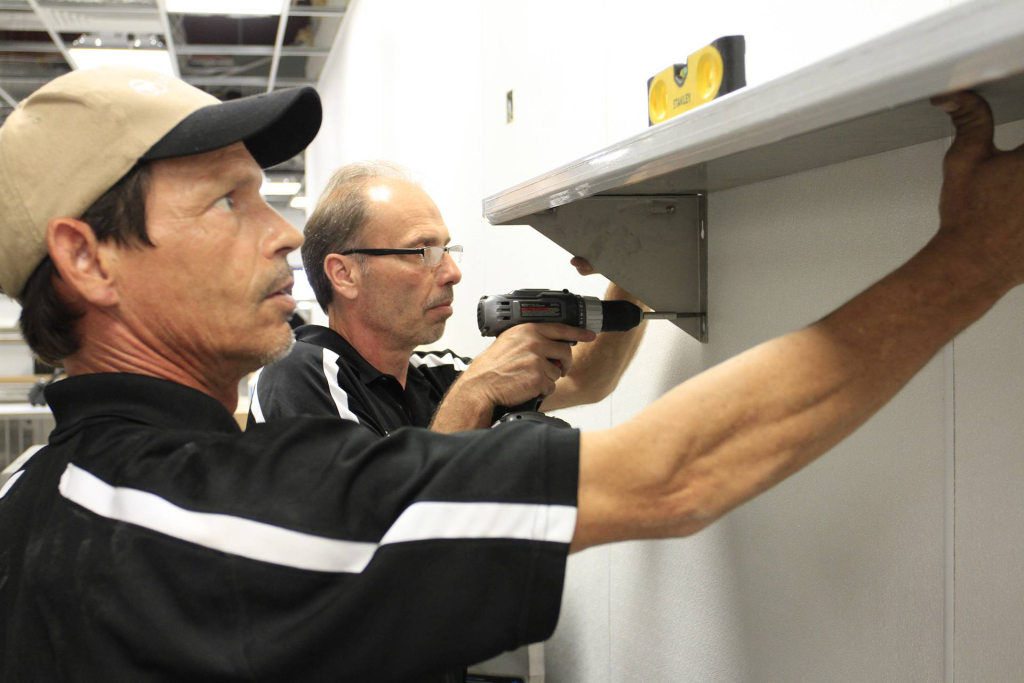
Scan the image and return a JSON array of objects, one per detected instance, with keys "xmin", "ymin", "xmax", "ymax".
[
  {"xmin": 481, "ymin": 0, "xmax": 1024, "ymax": 343},
  {"xmin": 483, "ymin": 0, "xmax": 1024, "ymax": 225}
]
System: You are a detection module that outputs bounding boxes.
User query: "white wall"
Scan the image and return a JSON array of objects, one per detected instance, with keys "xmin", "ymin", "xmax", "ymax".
[
  {"xmin": 0, "ymin": 296, "xmax": 36, "ymax": 376},
  {"xmin": 308, "ymin": 1, "xmax": 1023, "ymax": 680}
]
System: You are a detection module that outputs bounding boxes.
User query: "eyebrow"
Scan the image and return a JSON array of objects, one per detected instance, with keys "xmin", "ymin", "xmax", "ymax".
[
  {"xmin": 195, "ymin": 159, "xmax": 263, "ymax": 197},
  {"xmin": 222, "ymin": 168, "xmax": 263, "ymax": 193}
]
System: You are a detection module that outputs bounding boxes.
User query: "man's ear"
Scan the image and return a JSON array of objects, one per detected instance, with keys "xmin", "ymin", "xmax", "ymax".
[
  {"xmin": 324, "ymin": 253, "xmax": 361, "ymax": 301},
  {"xmin": 45, "ymin": 217, "xmax": 121, "ymax": 308}
]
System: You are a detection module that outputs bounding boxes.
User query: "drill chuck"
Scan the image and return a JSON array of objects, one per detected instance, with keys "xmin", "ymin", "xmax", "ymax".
[{"xmin": 600, "ymin": 299, "xmax": 646, "ymax": 332}]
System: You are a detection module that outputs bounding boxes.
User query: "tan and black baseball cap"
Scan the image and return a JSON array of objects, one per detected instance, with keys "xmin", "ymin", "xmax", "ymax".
[{"xmin": 0, "ymin": 66, "xmax": 322, "ymax": 300}]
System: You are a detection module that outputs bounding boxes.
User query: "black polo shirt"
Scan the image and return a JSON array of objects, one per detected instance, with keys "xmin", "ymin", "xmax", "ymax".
[
  {"xmin": 0, "ymin": 373, "xmax": 579, "ymax": 682},
  {"xmin": 248, "ymin": 324, "xmax": 471, "ymax": 435}
]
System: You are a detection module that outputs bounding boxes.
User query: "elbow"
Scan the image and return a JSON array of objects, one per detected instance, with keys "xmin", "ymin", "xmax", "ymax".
[
  {"xmin": 648, "ymin": 481, "xmax": 722, "ymax": 539},
  {"xmin": 637, "ymin": 446, "xmax": 740, "ymax": 539},
  {"xmin": 593, "ymin": 376, "xmax": 621, "ymax": 403},
  {"xmin": 578, "ymin": 376, "xmax": 619, "ymax": 406},
  {"xmin": 619, "ymin": 456, "xmax": 722, "ymax": 540}
]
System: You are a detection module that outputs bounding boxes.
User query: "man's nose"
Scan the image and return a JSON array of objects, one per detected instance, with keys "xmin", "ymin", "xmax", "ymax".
[
  {"xmin": 438, "ymin": 250, "xmax": 462, "ymax": 286},
  {"xmin": 266, "ymin": 211, "xmax": 304, "ymax": 257}
]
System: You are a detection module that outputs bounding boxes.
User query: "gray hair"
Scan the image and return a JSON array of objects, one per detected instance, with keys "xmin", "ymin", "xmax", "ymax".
[{"xmin": 301, "ymin": 161, "xmax": 413, "ymax": 313}]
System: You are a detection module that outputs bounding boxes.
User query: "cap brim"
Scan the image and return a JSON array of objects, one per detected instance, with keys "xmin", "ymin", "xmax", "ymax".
[{"xmin": 141, "ymin": 86, "xmax": 322, "ymax": 168}]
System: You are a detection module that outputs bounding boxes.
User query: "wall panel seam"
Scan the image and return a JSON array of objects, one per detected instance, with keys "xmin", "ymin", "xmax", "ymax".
[{"xmin": 944, "ymin": 340, "xmax": 956, "ymax": 683}]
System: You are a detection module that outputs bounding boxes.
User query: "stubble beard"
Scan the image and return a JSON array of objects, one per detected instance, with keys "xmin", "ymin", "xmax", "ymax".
[
  {"xmin": 417, "ymin": 322, "xmax": 445, "ymax": 347},
  {"xmin": 258, "ymin": 326, "xmax": 296, "ymax": 366},
  {"xmin": 362, "ymin": 275, "xmax": 452, "ymax": 351},
  {"xmin": 251, "ymin": 264, "xmax": 298, "ymax": 366},
  {"xmin": 235, "ymin": 324, "xmax": 295, "ymax": 373},
  {"xmin": 418, "ymin": 287, "xmax": 453, "ymax": 346},
  {"xmin": 218, "ymin": 325, "xmax": 295, "ymax": 390},
  {"xmin": 374, "ymin": 316, "xmax": 444, "ymax": 351}
]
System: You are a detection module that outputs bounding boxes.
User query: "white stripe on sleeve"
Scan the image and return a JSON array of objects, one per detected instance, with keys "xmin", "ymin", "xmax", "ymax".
[
  {"xmin": 59, "ymin": 464, "xmax": 377, "ymax": 573},
  {"xmin": 380, "ymin": 501, "xmax": 577, "ymax": 546},
  {"xmin": 409, "ymin": 352, "xmax": 470, "ymax": 373},
  {"xmin": 322, "ymin": 349, "xmax": 361, "ymax": 423},
  {"xmin": 249, "ymin": 368, "xmax": 266, "ymax": 424},
  {"xmin": 1, "ymin": 443, "xmax": 45, "ymax": 477},
  {"xmin": 58, "ymin": 464, "xmax": 577, "ymax": 573},
  {"xmin": 0, "ymin": 470, "xmax": 25, "ymax": 501}
]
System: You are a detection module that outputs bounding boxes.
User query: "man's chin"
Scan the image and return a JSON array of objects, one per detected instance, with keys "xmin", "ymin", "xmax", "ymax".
[
  {"xmin": 241, "ymin": 328, "xmax": 296, "ymax": 370},
  {"xmin": 417, "ymin": 323, "xmax": 447, "ymax": 347}
]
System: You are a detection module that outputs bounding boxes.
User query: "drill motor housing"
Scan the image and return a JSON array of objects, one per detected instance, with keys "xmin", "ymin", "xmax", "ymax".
[{"xmin": 477, "ymin": 288, "xmax": 644, "ymax": 337}]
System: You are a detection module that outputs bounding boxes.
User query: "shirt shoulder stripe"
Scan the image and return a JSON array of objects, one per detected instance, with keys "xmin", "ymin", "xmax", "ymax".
[
  {"xmin": 0, "ymin": 470, "xmax": 25, "ymax": 501},
  {"xmin": 248, "ymin": 368, "xmax": 267, "ymax": 424},
  {"xmin": 409, "ymin": 351, "xmax": 470, "ymax": 373},
  {"xmin": 322, "ymin": 349, "xmax": 360, "ymax": 423},
  {"xmin": 58, "ymin": 463, "xmax": 377, "ymax": 573},
  {"xmin": 1, "ymin": 443, "xmax": 45, "ymax": 479}
]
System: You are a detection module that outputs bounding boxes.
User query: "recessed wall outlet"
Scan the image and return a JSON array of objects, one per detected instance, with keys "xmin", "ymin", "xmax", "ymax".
[{"xmin": 506, "ymin": 90, "xmax": 514, "ymax": 124}]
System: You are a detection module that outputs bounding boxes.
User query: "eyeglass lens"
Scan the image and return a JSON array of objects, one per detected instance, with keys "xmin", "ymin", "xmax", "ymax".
[{"xmin": 424, "ymin": 245, "xmax": 463, "ymax": 266}]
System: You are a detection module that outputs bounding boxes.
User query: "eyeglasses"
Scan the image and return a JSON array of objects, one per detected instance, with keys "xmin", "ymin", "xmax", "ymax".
[{"xmin": 341, "ymin": 245, "xmax": 463, "ymax": 267}]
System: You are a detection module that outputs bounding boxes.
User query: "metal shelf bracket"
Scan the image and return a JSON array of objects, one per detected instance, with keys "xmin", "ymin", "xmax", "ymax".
[{"xmin": 518, "ymin": 194, "xmax": 708, "ymax": 343}]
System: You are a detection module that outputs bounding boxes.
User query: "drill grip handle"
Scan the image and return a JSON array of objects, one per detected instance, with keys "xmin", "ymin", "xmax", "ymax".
[{"xmin": 492, "ymin": 395, "xmax": 544, "ymax": 423}]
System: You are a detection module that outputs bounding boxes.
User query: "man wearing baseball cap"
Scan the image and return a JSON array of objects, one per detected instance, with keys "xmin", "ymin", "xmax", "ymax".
[
  {"xmin": 1, "ymin": 65, "xmax": 1023, "ymax": 682},
  {"xmin": 0, "ymin": 67, "xmax": 577, "ymax": 683}
]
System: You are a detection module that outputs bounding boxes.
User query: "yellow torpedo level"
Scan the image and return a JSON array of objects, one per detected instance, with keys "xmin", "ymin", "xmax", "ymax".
[{"xmin": 648, "ymin": 36, "xmax": 746, "ymax": 126}]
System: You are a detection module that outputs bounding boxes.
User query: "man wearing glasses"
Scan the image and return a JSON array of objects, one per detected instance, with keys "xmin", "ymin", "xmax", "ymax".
[{"xmin": 247, "ymin": 161, "xmax": 648, "ymax": 436}]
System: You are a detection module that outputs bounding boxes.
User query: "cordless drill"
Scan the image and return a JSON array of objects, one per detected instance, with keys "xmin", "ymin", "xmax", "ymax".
[{"xmin": 477, "ymin": 288, "xmax": 697, "ymax": 426}]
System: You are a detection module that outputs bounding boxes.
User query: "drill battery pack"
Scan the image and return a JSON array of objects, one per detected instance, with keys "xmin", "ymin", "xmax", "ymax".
[{"xmin": 647, "ymin": 35, "xmax": 746, "ymax": 126}]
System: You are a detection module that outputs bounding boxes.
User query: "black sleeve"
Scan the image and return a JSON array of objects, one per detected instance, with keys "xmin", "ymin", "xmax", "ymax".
[{"xmin": 243, "ymin": 422, "xmax": 577, "ymax": 680}]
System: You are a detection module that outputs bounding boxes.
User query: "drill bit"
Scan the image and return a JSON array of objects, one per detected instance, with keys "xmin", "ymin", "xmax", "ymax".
[{"xmin": 642, "ymin": 311, "xmax": 703, "ymax": 320}]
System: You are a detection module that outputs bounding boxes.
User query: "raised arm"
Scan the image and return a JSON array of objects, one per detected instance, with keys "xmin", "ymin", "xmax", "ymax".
[
  {"xmin": 571, "ymin": 91, "xmax": 1024, "ymax": 552},
  {"xmin": 542, "ymin": 264, "xmax": 650, "ymax": 411}
]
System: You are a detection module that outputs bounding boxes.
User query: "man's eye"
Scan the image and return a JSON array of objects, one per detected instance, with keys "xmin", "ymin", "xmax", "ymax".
[{"xmin": 214, "ymin": 196, "xmax": 235, "ymax": 212}]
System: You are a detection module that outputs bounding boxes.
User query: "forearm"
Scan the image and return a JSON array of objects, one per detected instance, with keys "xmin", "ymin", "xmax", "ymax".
[
  {"xmin": 542, "ymin": 283, "xmax": 649, "ymax": 411},
  {"xmin": 429, "ymin": 379, "xmax": 494, "ymax": 433},
  {"xmin": 430, "ymin": 323, "xmax": 593, "ymax": 432},
  {"xmin": 573, "ymin": 232, "xmax": 1005, "ymax": 550}
]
